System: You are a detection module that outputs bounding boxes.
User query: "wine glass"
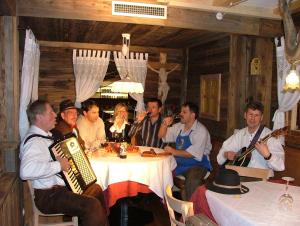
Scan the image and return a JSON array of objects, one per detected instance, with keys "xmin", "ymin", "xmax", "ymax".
[{"xmin": 278, "ymin": 176, "xmax": 294, "ymax": 211}]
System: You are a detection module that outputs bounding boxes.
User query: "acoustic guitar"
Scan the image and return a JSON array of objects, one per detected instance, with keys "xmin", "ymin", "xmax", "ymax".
[{"xmin": 225, "ymin": 126, "xmax": 288, "ymax": 167}]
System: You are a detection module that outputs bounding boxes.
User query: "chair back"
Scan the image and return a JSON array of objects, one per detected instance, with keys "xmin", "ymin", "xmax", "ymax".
[
  {"xmin": 27, "ymin": 181, "xmax": 78, "ymax": 226},
  {"xmin": 165, "ymin": 185, "xmax": 194, "ymax": 226},
  {"xmin": 225, "ymin": 165, "xmax": 270, "ymax": 180}
]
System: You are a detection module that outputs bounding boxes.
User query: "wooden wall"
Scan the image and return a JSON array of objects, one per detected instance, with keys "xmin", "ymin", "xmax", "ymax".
[
  {"xmin": 187, "ymin": 35, "xmax": 230, "ymax": 138},
  {"xmin": 38, "ymin": 46, "xmax": 183, "ymax": 111},
  {"xmin": 188, "ymin": 35, "xmax": 274, "ymax": 139},
  {"xmin": 0, "ymin": 16, "xmax": 19, "ymax": 143}
]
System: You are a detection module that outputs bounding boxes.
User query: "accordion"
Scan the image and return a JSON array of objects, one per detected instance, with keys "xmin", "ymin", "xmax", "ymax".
[{"xmin": 49, "ymin": 137, "xmax": 97, "ymax": 194}]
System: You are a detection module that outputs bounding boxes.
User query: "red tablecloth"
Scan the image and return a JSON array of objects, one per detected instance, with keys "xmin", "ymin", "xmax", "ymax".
[
  {"xmin": 104, "ymin": 181, "xmax": 152, "ymax": 207},
  {"xmin": 189, "ymin": 185, "xmax": 216, "ymax": 223}
]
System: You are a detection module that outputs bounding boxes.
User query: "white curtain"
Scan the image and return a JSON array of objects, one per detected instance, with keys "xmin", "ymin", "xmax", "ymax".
[
  {"xmin": 19, "ymin": 29, "xmax": 40, "ymax": 140},
  {"xmin": 113, "ymin": 51, "xmax": 148, "ymax": 112},
  {"xmin": 273, "ymin": 37, "xmax": 300, "ymax": 143},
  {"xmin": 73, "ymin": 49, "xmax": 111, "ymax": 107}
]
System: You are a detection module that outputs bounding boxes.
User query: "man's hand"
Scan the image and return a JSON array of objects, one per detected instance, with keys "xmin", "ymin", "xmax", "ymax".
[
  {"xmin": 164, "ymin": 145, "xmax": 175, "ymax": 154},
  {"xmin": 136, "ymin": 111, "xmax": 147, "ymax": 123},
  {"xmin": 224, "ymin": 151, "xmax": 237, "ymax": 160},
  {"xmin": 255, "ymin": 140, "xmax": 270, "ymax": 158},
  {"xmin": 163, "ymin": 116, "xmax": 173, "ymax": 127},
  {"xmin": 57, "ymin": 156, "xmax": 70, "ymax": 172}
]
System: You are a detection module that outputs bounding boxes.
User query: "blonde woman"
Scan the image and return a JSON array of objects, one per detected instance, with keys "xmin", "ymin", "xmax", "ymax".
[{"xmin": 105, "ymin": 103, "xmax": 131, "ymax": 142}]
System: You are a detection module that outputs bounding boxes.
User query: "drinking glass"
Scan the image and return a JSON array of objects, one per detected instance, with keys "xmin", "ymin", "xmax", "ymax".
[{"xmin": 278, "ymin": 176, "xmax": 294, "ymax": 211}]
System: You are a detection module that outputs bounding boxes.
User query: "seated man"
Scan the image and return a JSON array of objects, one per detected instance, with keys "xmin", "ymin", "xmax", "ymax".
[
  {"xmin": 20, "ymin": 100, "xmax": 107, "ymax": 226},
  {"xmin": 129, "ymin": 98, "xmax": 163, "ymax": 148},
  {"xmin": 159, "ymin": 102, "xmax": 212, "ymax": 200},
  {"xmin": 77, "ymin": 100, "xmax": 106, "ymax": 150},
  {"xmin": 51, "ymin": 99, "xmax": 85, "ymax": 148},
  {"xmin": 217, "ymin": 101, "xmax": 285, "ymax": 176}
]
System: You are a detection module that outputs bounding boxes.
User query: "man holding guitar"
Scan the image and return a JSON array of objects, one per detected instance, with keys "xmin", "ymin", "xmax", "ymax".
[{"xmin": 217, "ymin": 101, "xmax": 285, "ymax": 177}]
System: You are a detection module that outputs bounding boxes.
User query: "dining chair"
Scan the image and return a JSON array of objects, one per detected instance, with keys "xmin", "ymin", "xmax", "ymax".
[
  {"xmin": 165, "ymin": 184, "xmax": 194, "ymax": 226},
  {"xmin": 225, "ymin": 165, "xmax": 270, "ymax": 180},
  {"xmin": 27, "ymin": 181, "xmax": 78, "ymax": 226}
]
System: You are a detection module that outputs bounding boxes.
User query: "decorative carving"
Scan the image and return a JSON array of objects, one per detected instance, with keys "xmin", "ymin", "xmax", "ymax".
[
  {"xmin": 147, "ymin": 52, "xmax": 179, "ymax": 104},
  {"xmin": 279, "ymin": 0, "xmax": 300, "ymax": 63}
]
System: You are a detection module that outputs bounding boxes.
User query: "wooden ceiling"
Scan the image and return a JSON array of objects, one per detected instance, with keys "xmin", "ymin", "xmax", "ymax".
[
  {"xmin": 19, "ymin": 17, "xmax": 227, "ymax": 49},
  {"xmin": 4, "ymin": 0, "xmax": 296, "ymax": 49}
]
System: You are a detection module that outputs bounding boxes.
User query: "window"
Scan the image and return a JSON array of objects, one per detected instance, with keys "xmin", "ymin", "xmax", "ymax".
[{"xmin": 199, "ymin": 74, "xmax": 221, "ymax": 121}]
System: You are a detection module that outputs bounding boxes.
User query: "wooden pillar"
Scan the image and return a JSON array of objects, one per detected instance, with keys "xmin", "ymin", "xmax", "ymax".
[
  {"xmin": 228, "ymin": 35, "xmax": 273, "ymax": 136},
  {"xmin": 227, "ymin": 35, "xmax": 250, "ymax": 136},
  {"xmin": 0, "ymin": 16, "xmax": 19, "ymax": 143}
]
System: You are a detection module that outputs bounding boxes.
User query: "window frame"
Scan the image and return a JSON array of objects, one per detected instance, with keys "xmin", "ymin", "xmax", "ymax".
[{"xmin": 199, "ymin": 73, "xmax": 221, "ymax": 121}]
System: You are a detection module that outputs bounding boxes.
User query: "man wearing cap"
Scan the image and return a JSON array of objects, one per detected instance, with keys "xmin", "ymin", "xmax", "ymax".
[
  {"xmin": 20, "ymin": 100, "xmax": 108, "ymax": 226},
  {"xmin": 51, "ymin": 99, "xmax": 85, "ymax": 148},
  {"xmin": 159, "ymin": 102, "xmax": 212, "ymax": 200},
  {"xmin": 217, "ymin": 101, "xmax": 285, "ymax": 177}
]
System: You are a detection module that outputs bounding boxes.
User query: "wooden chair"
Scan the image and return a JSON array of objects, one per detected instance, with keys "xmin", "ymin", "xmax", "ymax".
[
  {"xmin": 165, "ymin": 184, "xmax": 194, "ymax": 226},
  {"xmin": 27, "ymin": 181, "xmax": 78, "ymax": 226},
  {"xmin": 225, "ymin": 165, "xmax": 270, "ymax": 181}
]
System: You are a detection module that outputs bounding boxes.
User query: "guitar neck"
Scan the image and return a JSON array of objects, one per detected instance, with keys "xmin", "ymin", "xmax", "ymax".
[{"xmin": 239, "ymin": 133, "xmax": 273, "ymax": 159}]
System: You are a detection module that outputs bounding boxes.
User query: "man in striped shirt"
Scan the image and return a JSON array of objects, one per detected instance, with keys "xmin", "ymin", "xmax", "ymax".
[{"xmin": 129, "ymin": 98, "xmax": 163, "ymax": 148}]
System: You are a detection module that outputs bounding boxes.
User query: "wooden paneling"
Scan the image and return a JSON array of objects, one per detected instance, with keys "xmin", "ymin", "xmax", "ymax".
[
  {"xmin": 0, "ymin": 0, "xmax": 16, "ymax": 16},
  {"xmin": 38, "ymin": 46, "xmax": 183, "ymax": 110},
  {"xmin": 0, "ymin": 173, "xmax": 20, "ymax": 226},
  {"xmin": 228, "ymin": 35, "xmax": 274, "ymax": 136},
  {"xmin": 0, "ymin": 16, "xmax": 19, "ymax": 142},
  {"xmin": 188, "ymin": 36, "xmax": 230, "ymax": 139}
]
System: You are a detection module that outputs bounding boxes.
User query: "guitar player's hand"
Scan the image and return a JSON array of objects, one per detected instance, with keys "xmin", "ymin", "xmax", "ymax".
[
  {"xmin": 255, "ymin": 141, "xmax": 270, "ymax": 158},
  {"xmin": 57, "ymin": 156, "xmax": 70, "ymax": 172},
  {"xmin": 224, "ymin": 151, "xmax": 236, "ymax": 160}
]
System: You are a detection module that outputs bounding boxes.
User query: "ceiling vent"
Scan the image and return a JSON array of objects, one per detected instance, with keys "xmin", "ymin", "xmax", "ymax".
[{"xmin": 112, "ymin": 1, "xmax": 167, "ymax": 19}]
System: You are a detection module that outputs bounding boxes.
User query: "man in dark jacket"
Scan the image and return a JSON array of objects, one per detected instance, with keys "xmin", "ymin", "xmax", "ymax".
[{"xmin": 51, "ymin": 99, "xmax": 85, "ymax": 148}]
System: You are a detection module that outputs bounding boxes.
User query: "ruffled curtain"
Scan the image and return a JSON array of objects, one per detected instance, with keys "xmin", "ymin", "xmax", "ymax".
[
  {"xmin": 19, "ymin": 29, "xmax": 40, "ymax": 140},
  {"xmin": 273, "ymin": 37, "xmax": 300, "ymax": 143},
  {"xmin": 113, "ymin": 51, "xmax": 148, "ymax": 112},
  {"xmin": 73, "ymin": 49, "xmax": 111, "ymax": 107}
]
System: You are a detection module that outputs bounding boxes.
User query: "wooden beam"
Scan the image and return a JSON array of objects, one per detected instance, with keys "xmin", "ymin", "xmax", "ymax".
[
  {"xmin": 38, "ymin": 40, "xmax": 182, "ymax": 56},
  {"xmin": 0, "ymin": 0, "xmax": 16, "ymax": 16},
  {"xmin": 212, "ymin": 0, "xmax": 245, "ymax": 7},
  {"xmin": 274, "ymin": 0, "xmax": 300, "ymax": 15},
  {"xmin": 17, "ymin": 0, "xmax": 282, "ymax": 37},
  {"xmin": 169, "ymin": 0, "xmax": 280, "ymax": 20}
]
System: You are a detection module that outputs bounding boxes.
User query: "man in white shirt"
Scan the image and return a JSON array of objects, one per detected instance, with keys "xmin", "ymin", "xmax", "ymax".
[
  {"xmin": 77, "ymin": 100, "xmax": 106, "ymax": 150},
  {"xmin": 217, "ymin": 101, "xmax": 285, "ymax": 177},
  {"xmin": 159, "ymin": 102, "xmax": 212, "ymax": 200},
  {"xmin": 20, "ymin": 100, "xmax": 107, "ymax": 226}
]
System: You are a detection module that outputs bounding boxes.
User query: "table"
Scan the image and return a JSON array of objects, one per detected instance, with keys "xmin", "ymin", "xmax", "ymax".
[
  {"xmin": 206, "ymin": 181, "xmax": 300, "ymax": 226},
  {"xmin": 89, "ymin": 146, "xmax": 177, "ymax": 207}
]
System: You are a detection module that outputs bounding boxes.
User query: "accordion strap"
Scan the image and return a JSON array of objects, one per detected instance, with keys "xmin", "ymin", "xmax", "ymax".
[{"xmin": 24, "ymin": 134, "xmax": 54, "ymax": 145}]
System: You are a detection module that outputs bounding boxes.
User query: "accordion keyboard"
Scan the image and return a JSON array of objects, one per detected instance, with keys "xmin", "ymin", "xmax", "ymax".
[{"xmin": 50, "ymin": 137, "xmax": 97, "ymax": 194}]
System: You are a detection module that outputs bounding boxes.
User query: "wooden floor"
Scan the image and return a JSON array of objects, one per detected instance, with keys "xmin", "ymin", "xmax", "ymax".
[{"xmin": 108, "ymin": 193, "xmax": 171, "ymax": 226}]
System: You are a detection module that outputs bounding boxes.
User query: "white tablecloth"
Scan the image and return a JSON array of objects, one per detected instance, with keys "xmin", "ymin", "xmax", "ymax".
[
  {"xmin": 89, "ymin": 146, "xmax": 177, "ymax": 199},
  {"xmin": 206, "ymin": 181, "xmax": 300, "ymax": 226}
]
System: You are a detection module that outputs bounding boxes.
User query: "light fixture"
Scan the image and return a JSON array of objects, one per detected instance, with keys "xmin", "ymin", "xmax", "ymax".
[
  {"xmin": 284, "ymin": 63, "xmax": 300, "ymax": 91},
  {"xmin": 121, "ymin": 33, "xmax": 130, "ymax": 58},
  {"xmin": 111, "ymin": 76, "xmax": 144, "ymax": 93},
  {"xmin": 111, "ymin": 33, "xmax": 144, "ymax": 94}
]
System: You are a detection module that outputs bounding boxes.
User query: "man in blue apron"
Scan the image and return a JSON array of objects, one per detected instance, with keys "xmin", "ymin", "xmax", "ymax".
[{"xmin": 159, "ymin": 102, "xmax": 212, "ymax": 200}]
